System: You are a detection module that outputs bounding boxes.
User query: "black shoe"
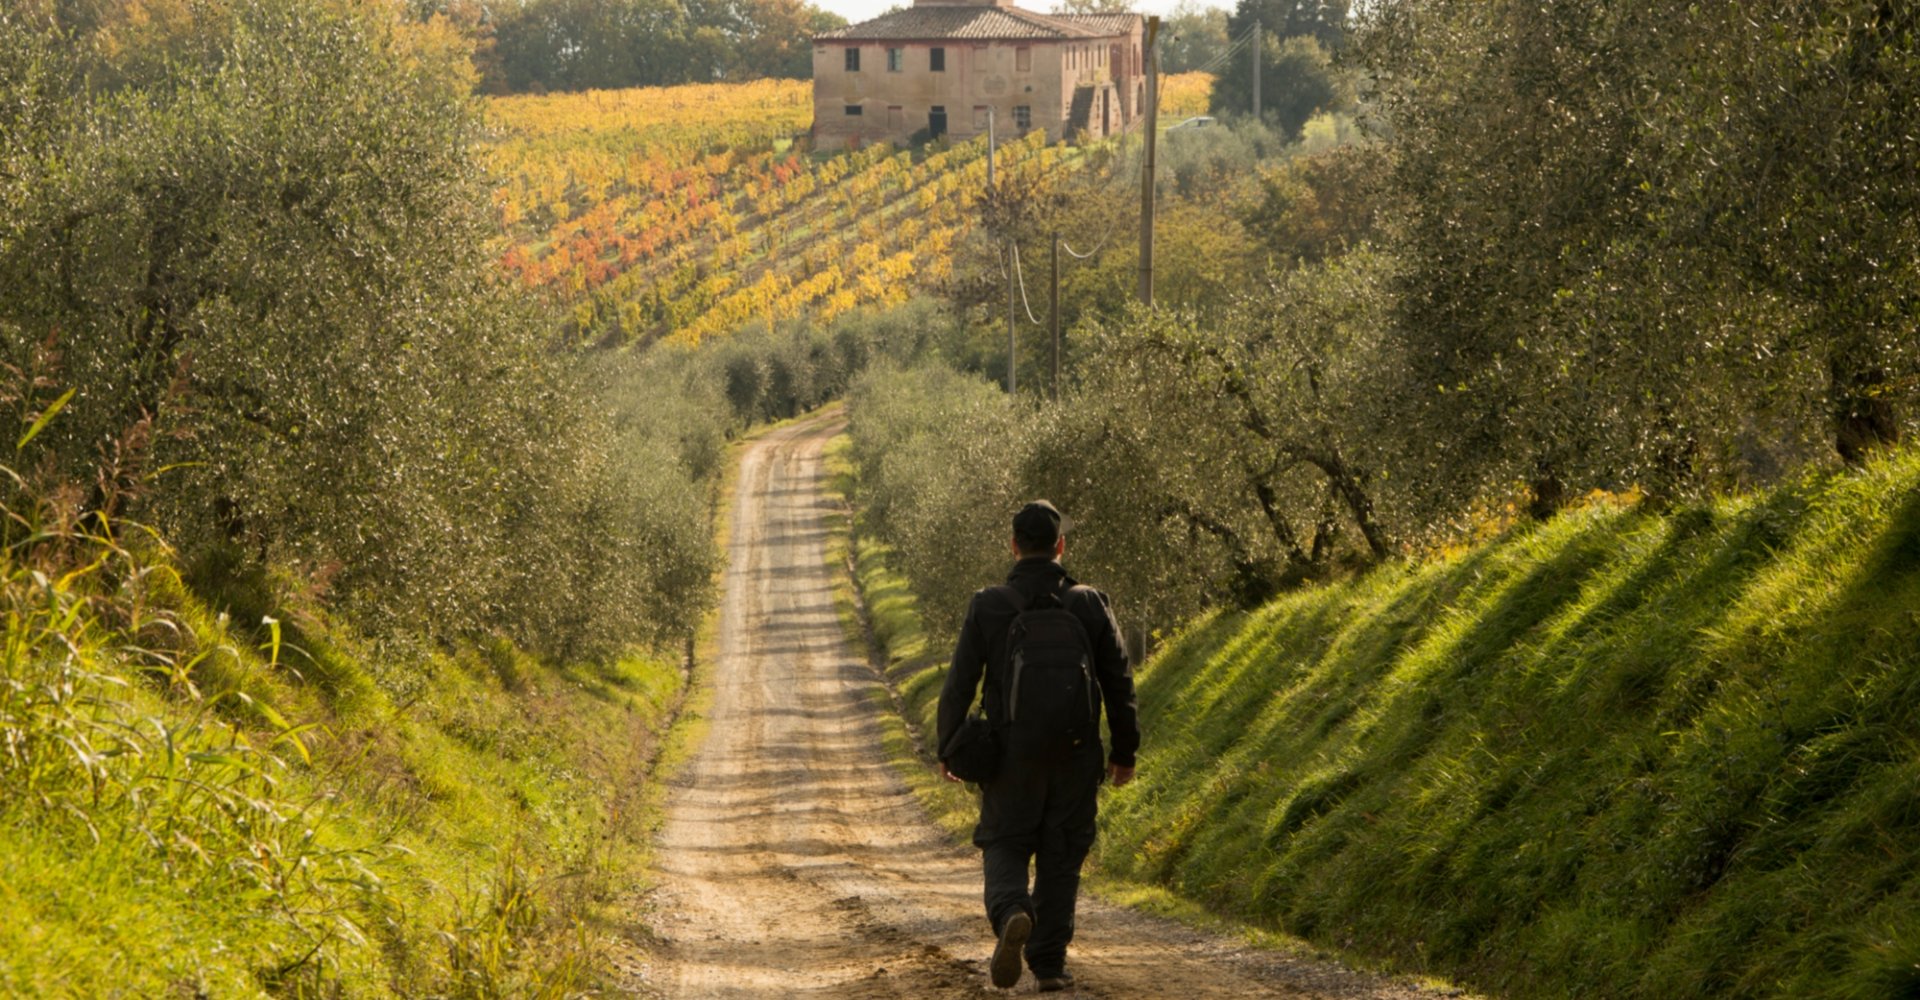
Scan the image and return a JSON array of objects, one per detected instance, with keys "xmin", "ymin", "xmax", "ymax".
[
  {"xmin": 990, "ymin": 911, "xmax": 1032, "ymax": 989},
  {"xmin": 1037, "ymin": 971, "xmax": 1076, "ymax": 993}
]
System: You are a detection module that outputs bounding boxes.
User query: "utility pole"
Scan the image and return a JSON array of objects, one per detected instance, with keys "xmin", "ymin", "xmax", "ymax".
[
  {"xmin": 989, "ymin": 108, "xmax": 1015, "ymax": 394},
  {"xmin": 1049, "ymin": 233, "xmax": 1061, "ymax": 401},
  {"xmin": 1007, "ymin": 244, "xmax": 1017, "ymax": 395},
  {"xmin": 986, "ymin": 107, "xmax": 996, "ymax": 187},
  {"xmin": 1251, "ymin": 18, "xmax": 1262, "ymax": 121},
  {"xmin": 1138, "ymin": 15, "xmax": 1161, "ymax": 306}
]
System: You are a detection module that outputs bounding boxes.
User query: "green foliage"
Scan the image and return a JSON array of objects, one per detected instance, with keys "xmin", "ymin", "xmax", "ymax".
[
  {"xmin": 1226, "ymin": 0, "xmax": 1346, "ymax": 54},
  {"xmin": 1212, "ymin": 0, "xmax": 1354, "ymax": 135},
  {"xmin": 1242, "ymin": 141, "xmax": 1385, "ymax": 266},
  {"xmin": 0, "ymin": 459, "xmax": 688, "ymax": 995},
  {"xmin": 849, "ymin": 250, "xmax": 1399, "ymax": 638},
  {"xmin": 484, "ymin": 0, "xmax": 846, "ymax": 94},
  {"xmin": 1357, "ymin": 0, "xmax": 1920, "ymax": 523},
  {"xmin": 1224, "ymin": 34, "xmax": 1353, "ymax": 138},
  {"xmin": 1096, "ymin": 449, "xmax": 1920, "ymax": 998},
  {"xmin": 0, "ymin": 1, "xmax": 721, "ymax": 660},
  {"xmin": 1159, "ymin": 0, "xmax": 1231, "ymax": 75},
  {"xmin": 943, "ymin": 117, "xmax": 1284, "ymax": 389},
  {"xmin": 819, "ymin": 433, "xmax": 977, "ymax": 840},
  {"xmin": 846, "ymin": 363, "xmax": 1025, "ymax": 640}
]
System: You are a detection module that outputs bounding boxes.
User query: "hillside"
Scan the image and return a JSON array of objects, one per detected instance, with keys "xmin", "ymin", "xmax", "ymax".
[
  {"xmin": 16, "ymin": 0, "xmax": 1915, "ymax": 993},
  {"xmin": 836, "ymin": 439, "xmax": 1920, "ymax": 999},
  {"xmin": 485, "ymin": 73, "xmax": 1215, "ymax": 346},
  {"xmin": 0, "ymin": 513, "xmax": 690, "ymax": 995}
]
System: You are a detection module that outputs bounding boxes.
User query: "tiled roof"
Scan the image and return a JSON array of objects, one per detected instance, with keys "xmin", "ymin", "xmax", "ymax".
[
  {"xmin": 1055, "ymin": 13, "xmax": 1142, "ymax": 35},
  {"xmin": 817, "ymin": 5, "xmax": 1115, "ymax": 41}
]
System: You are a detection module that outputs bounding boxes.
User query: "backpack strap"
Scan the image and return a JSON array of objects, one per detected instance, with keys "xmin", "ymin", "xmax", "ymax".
[
  {"xmin": 997, "ymin": 577, "xmax": 1079, "ymax": 615},
  {"xmin": 1035, "ymin": 576, "xmax": 1075, "ymax": 610}
]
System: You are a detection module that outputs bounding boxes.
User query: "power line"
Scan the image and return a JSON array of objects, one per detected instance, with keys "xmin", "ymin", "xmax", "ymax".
[
  {"xmin": 1062, "ymin": 217, "xmax": 1116, "ymax": 260},
  {"xmin": 1192, "ymin": 27, "xmax": 1255, "ymax": 77},
  {"xmin": 1011, "ymin": 242, "xmax": 1043, "ymax": 326},
  {"xmin": 1000, "ymin": 18, "xmax": 1245, "ymax": 339},
  {"xmin": 1194, "ymin": 36, "xmax": 1247, "ymax": 77}
]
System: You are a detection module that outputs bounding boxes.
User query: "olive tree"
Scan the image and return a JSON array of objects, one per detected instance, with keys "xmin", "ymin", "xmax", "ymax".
[
  {"xmin": 1656, "ymin": 0, "xmax": 1920, "ymax": 465},
  {"xmin": 1039, "ymin": 252, "xmax": 1397, "ymax": 612},
  {"xmin": 1356, "ymin": 0, "xmax": 1841, "ymax": 525},
  {"xmin": 0, "ymin": 0, "xmax": 718, "ymax": 659}
]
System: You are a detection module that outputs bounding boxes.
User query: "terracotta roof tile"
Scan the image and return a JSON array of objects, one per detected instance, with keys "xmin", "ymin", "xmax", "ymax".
[
  {"xmin": 817, "ymin": 5, "xmax": 1115, "ymax": 42},
  {"xmin": 1055, "ymin": 13, "xmax": 1142, "ymax": 34}
]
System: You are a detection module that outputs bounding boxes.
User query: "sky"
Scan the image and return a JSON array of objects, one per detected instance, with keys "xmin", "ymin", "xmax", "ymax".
[{"xmin": 815, "ymin": 0, "xmax": 1236, "ymax": 30}]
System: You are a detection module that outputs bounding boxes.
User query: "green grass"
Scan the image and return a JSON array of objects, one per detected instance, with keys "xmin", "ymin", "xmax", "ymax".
[
  {"xmin": 1096, "ymin": 449, "xmax": 1920, "ymax": 999},
  {"xmin": 1, "ymin": 522, "xmax": 690, "ymax": 996},
  {"xmin": 821, "ymin": 431, "xmax": 978, "ymax": 839},
  {"xmin": 823, "ymin": 430, "xmax": 1468, "ymax": 990},
  {"xmin": 831, "ymin": 431, "xmax": 1920, "ymax": 999}
]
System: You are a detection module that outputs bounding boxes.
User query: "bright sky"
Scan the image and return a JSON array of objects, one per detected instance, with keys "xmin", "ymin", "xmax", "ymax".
[{"xmin": 815, "ymin": 0, "xmax": 1235, "ymax": 29}]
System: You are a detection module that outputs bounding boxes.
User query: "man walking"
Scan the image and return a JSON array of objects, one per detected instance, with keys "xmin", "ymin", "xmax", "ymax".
[{"xmin": 937, "ymin": 500, "xmax": 1140, "ymax": 993}]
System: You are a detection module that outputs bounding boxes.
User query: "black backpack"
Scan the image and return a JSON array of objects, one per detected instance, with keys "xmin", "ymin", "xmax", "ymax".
[{"xmin": 997, "ymin": 582, "xmax": 1099, "ymax": 760}]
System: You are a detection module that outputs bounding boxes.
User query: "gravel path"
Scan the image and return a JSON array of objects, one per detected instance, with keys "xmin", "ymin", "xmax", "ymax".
[{"xmin": 639, "ymin": 411, "xmax": 1460, "ymax": 999}]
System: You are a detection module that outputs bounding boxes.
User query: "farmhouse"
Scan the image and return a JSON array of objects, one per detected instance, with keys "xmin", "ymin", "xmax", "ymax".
[{"xmin": 810, "ymin": 0, "xmax": 1145, "ymax": 150}]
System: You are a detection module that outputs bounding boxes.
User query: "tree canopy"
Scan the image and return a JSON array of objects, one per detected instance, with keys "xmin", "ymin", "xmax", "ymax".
[{"xmin": 480, "ymin": 0, "xmax": 846, "ymax": 93}]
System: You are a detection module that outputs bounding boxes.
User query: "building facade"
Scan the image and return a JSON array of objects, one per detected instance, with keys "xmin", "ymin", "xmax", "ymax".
[{"xmin": 811, "ymin": 0, "xmax": 1144, "ymax": 151}]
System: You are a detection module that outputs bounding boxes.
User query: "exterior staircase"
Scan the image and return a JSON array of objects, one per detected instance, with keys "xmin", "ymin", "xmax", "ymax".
[{"xmin": 1066, "ymin": 86, "xmax": 1094, "ymax": 136}]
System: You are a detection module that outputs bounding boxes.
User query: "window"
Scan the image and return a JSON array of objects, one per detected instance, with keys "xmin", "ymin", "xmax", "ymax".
[
  {"xmin": 972, "ymin": 45, "xmax": 987, "ymax": 70},
  {"xmin": 930, "ymin": 47, "xmax": 945, "ymax": 72},
  {"xmin": 887, "ymin": 105, "xmax": 904, "ymax": 128},
  {"xmin": 845, "ymin": 47, "xmax": 860, "ymax": 72},
  {"xmin": 845, "ymin": 103, "xmax": 863, "ymax": 116},
  {"xmin": 1016, "ymin": 46, "xmax": 1031, "ymax": 72},
  {"xmin": 887, "ymin": 47, "xmax": 903, "ymax": 71},
  {"xmin": 1013, "ymin": 105, "xmax": 1031, "ymax": 130},
  {"xmin": 974, "ymin": 105, "xmax": 989, "ymax": 129}
]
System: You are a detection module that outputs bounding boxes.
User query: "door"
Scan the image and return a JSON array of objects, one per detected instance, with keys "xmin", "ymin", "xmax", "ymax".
[{"xmin": 929, "ymin": 106, "xmax": 947, "ymax": 138}]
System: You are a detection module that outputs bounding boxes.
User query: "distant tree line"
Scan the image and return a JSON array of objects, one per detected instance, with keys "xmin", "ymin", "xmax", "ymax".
[{"xmin": 418, "ymin": 0, "xmax": 846, "ymax": 93}]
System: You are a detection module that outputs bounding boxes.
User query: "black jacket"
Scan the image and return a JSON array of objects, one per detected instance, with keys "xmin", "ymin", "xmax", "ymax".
[{"xmin": 937, "ymin": 556, "xmax": 1140, "ymax": 768}]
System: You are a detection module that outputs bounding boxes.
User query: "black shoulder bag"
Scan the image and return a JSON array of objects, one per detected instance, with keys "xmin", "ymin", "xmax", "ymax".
[{"xmin": 942, "ymin": 710, "xmax": 1000, "ymax": 783}]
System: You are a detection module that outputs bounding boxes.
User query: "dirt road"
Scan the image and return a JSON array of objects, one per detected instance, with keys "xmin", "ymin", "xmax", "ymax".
[{"xmin": 641, "ymin": 412, "xmax": 1449, "ymax": 999}]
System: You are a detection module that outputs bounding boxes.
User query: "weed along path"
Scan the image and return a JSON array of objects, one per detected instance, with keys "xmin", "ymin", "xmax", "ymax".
[{"xmin": 641, "ymin": 411, "xmax": 1447, "ymax": 999}]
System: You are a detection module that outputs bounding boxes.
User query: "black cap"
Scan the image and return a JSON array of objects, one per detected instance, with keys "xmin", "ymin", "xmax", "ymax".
[{"xmin": 1013, "ymin": 500, "xmax": 1069, "ymax": 552}]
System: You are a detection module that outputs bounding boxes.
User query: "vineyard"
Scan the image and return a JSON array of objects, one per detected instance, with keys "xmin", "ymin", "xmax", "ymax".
[{"xmin": 486, "ymin": 73, "xmax": 1214, "ymax": 345}]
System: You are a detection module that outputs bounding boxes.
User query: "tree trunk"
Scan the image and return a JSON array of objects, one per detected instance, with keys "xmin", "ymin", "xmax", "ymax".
[
  {"xmin": 1832, "ymin": 363, "xmax": 1901, "ymax": 467},
  {"xmin": 1300, "ymin": 444, "xmax": 1392, "ymax": 560},
  {"xmin": 1527, "ymin": 461, "xmax": 1566, "ymax": 522}
]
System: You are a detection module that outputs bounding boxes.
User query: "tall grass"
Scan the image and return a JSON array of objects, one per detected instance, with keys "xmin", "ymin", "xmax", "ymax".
[
  {"xmin": 1097, "ymin": 449, "xmax": 1920, "ymax": 998},
  {"xmin": 2, "ymin": 445, "xmax": 687, "ymax": 995}
]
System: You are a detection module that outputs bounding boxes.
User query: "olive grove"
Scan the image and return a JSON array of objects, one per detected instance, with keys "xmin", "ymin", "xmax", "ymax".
[{"xmin": 846, "ymin": 0, "xmax": 1920, "ymax": 645}]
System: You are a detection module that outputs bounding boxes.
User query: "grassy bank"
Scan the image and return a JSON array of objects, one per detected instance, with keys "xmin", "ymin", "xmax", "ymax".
[
  {"xmin": 1, "ymin": 537, "xmax": 688, "ymax": 997},
  {"xmin": 822, "ymin": 433, "xmax": 978, "ymax": 840},
  {"xmin": 830, "ymin": 429, "xmax": 1920, "ymax": 999}
]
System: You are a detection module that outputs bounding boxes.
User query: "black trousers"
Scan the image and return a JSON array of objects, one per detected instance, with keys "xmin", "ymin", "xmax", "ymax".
[{"xmin": 974, "ymin": 742, "xmax": 1104, "ymax": 978}]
